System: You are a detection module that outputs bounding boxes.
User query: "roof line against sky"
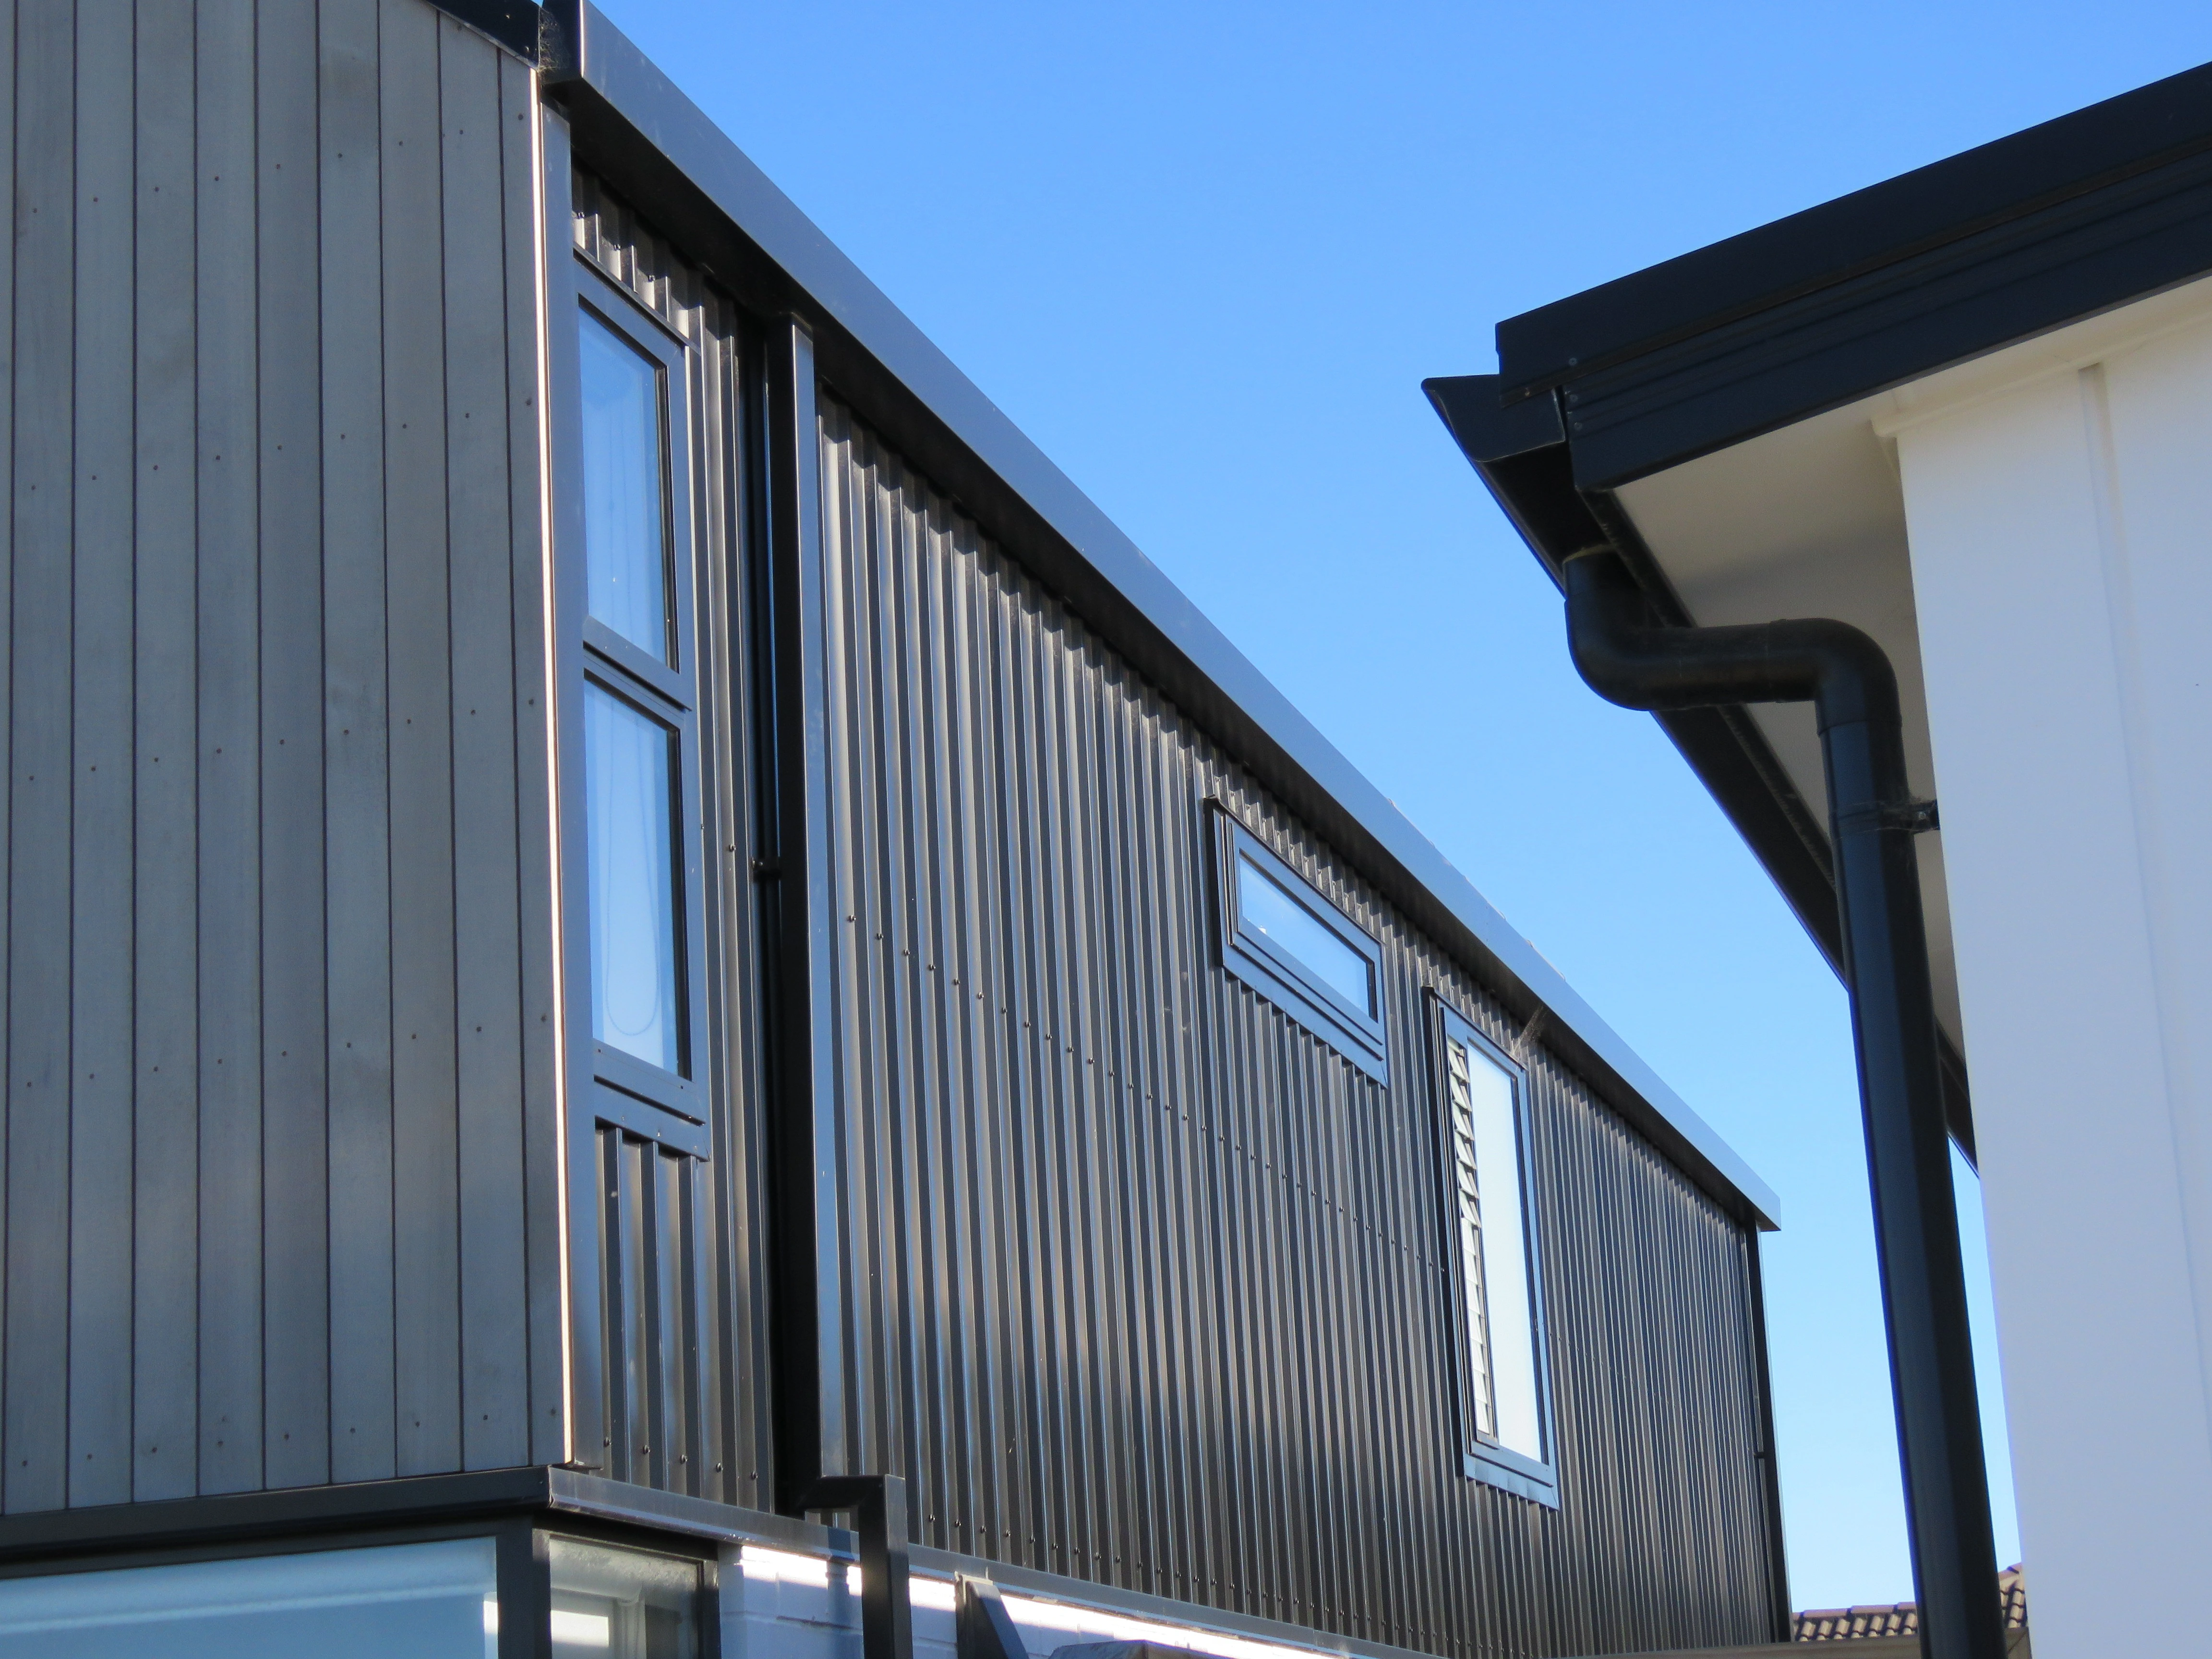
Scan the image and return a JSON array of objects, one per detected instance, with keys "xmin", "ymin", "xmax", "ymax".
[{"xmin": 548, "ymin": 0, "xmax": 1780, "ymax": 1229}]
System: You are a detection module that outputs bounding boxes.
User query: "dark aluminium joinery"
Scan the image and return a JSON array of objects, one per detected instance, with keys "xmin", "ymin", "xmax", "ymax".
[
  {"xmin": 1212, "ymin": 807, "xmax": 1391, "ymax": 1081},
  {"xmin": 569, "ymin": 262, "xmax": 712, "ymax": 1159},
  {"xmin": 1432, "ymin": 1002, "xmax": 1557, "ymax": 1504}
]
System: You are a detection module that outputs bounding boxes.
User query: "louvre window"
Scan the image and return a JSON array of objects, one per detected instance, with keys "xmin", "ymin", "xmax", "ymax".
[{"xmin": 1438, "ymin": 1005, "xmax": 1556, "ymax": 1502}]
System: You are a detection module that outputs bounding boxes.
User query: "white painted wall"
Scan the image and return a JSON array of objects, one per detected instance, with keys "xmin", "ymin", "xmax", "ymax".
[{"xmin": 1887, "ymin": 305, "xmax": 2212, "ymax": 1659}]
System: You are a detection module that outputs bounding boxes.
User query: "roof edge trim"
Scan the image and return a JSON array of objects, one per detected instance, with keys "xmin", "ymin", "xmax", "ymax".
[{"xmin": 552, "ymin": 5, "xmax": 1779, "ymax": 1229}]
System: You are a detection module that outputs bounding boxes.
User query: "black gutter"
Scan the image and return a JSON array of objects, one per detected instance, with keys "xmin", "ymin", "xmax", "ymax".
[
  {"xmin": 1425, "ymin": 375, "xmax": 1979, "ymax": 1162},
  {"xmin": 539, "ymin": 4, "xmax": 1781, "ymax": 1230},
  {"xmin": 1494, "ymin": 57, "xmax": 2212, "ymax": 489},
  {"xmin": 1563, "ymin": 551, "xmax": 2003, "ymax": 1659}
]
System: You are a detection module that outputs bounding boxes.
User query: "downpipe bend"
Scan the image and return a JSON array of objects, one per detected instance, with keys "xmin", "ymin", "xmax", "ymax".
[{"xmin": 1562, "ymin": 549, "xmax": 2005, "ymax": 1659}]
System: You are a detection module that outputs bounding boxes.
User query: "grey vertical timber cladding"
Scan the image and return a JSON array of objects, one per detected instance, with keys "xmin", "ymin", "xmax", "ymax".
[
  {"xmin": 441, "ymin": 17, "xmax": 529, "ymax": 1475},
  {"xmin": 8, "ymin": 0, "xmax": 77, "ymax": 1516},
  {"xmin": 69, "ymin": 0, "xmax": 136, "ymax": 1510},
  {"xmin": 322, "ymin": 0, "xmax": 398, "ymax": 1486},
  {"xmin": 0, "ymin": 0, "xmax": 563, "ymax": 1510},
  {"xmin": 133, "ymin": 0, "xmax": 199, "ymax": 1504},
  {"xmin": 194, "ymin": 0, "xmax": 264, "ymax": 1496},
  {"xmin": 809, "ymin": 397, "xmax": 1780, "ymax": 1659},
  {"xmin": 259, "ymin": 0, "xmax": 331, "ymax": 1493},
  {"xmin": 380, "ymin": 0, "xmax": 461, "ymax": 1479},
  {"xmin": 570, "ymin": 174, "xmax": 773, "ymax": 1508}
]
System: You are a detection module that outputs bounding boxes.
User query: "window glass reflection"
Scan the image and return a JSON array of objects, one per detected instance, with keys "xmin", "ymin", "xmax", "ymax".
[
  {"xmin": 580, "ymin": 310, "xmax": 672, "ymax": 662},
  {"xmin": 548, "ymin": 1538, "xmax": 699, "ymax": 1659},
  {"xmin": 586, "ymin": 682, "xmax": 682, "ymax": 1075},
  {"xmin": 0, "ymin": 1537, "xmax": 499, "ymax": 1659},
  {"xmin": 1453, "ymin": 1034, "xmax": 1542, "ymax": 1460},
  {"xmin": 1236, "ymin": 854, "xmax": 1373, "ymax": 1013}
]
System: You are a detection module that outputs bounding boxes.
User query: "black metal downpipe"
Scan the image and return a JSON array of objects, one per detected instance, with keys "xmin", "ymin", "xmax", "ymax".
[{"xmin": 1562, "ymin": 550, "xmax": 2005, "ymax": 1659}]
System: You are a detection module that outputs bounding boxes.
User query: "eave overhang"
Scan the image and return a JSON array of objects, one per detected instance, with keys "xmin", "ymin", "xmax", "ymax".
[
  {"xmin": 1431, "ymin": 55, "xmax": 2212, "ymax": 1167},
  {"xmin": 1497, "ymin": 58, "xmax": 2212, "ymax": 492}
]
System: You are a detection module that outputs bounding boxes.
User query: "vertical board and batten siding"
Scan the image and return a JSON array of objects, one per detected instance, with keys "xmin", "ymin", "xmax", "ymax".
[
  {"xmin": 811, "ymin": 399, "xmax": 1779, "ymax": 1659},
  {"xmin": 570, "ymin": 172, "xmax": 778, "ymax": 1511},
  {"xmin": 0, "ymin": 0, "xmax": 564, "ymax": 1509}
]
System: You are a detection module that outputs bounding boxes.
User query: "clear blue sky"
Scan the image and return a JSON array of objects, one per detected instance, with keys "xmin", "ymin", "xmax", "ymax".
[{"xmin": 595, "ymin": 0, "xmax": 2212, "ymax": 1612}]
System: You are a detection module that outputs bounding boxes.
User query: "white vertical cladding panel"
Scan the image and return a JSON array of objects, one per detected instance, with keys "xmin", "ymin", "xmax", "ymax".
[{"xmin": 1893, "ymin": 315, "xmax": 2212, "ymax": 1659}]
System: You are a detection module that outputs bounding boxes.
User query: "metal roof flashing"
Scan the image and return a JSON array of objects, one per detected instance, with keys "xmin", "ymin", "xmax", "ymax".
[{"xmin": 545, "ymin": 3, "xmax": 1778, "ymax": 1231}]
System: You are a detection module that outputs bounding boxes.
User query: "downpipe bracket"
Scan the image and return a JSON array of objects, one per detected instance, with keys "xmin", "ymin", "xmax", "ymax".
[{"xmin": 1837, "ymin": 797, "xmax": 1941, "ymax": 836}]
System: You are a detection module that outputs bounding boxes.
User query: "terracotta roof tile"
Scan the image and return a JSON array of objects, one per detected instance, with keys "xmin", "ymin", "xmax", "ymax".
[{"xmin": 1792, "ymin": 1565, "xmax": 2028, "ymax": 1642}]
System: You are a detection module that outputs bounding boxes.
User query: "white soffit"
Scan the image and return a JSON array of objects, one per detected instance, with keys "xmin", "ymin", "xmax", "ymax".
[
  {"xmin": 1608, "ymin": 269, "xmax": 2212, "ymax": 1061},
  {"xmin": 1611, "ymin": 395, "xmax": 1962, "ymax": 1050}
]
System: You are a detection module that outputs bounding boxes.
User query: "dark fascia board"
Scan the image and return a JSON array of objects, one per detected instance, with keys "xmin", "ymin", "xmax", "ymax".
[
  {"xmin": 549, "ymin": 7, "xmax": 1778, "ymax": 1231},
  {"xmin": 1494, "ymin": 58, "xmax": 2212, "ymax": 490},
  {"xmin": 0, "ymin": 1467, "xmax": 855, "ymax": 1565},
  {"xmin": 1499, "ymin": 56, "xmax": 2212, "ymax": 399},
  {"xmin": 1424, "ymin": 374, "xmax": 1979, "ymax": 1164}
]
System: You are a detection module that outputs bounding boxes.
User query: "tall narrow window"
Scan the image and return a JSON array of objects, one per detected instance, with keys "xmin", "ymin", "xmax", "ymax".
[
  {"xmin": 1438, "ymin": 1004, "xmax": 1555, "ymax": 1503},
  {"xmin": 567, "ymin": 268, "xmax": 709, "ymax": 1155}
]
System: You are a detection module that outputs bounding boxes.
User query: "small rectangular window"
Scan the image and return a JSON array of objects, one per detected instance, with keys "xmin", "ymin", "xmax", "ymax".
[
  {"xmin": 1436, "ymin": 1002, "xmax": 1556, "ymax": 1504},
  {"xmin": 1212, "ymin": 808, "xmax": 1389, "ymax": 1081}
]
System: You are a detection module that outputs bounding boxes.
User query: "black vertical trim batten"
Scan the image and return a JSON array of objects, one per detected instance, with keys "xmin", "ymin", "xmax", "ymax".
[{"xmin": 764, "ymin": 315, "xmax": 846, "ymax": 1512}]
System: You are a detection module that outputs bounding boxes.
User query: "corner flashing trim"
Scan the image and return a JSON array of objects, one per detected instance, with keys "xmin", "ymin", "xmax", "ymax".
[{"xmin": 426, "ymin": 0, "xmax": 553, "ymax": 65}]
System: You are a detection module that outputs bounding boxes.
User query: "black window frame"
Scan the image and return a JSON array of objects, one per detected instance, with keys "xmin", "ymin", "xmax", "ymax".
[
  {"xmin": 564, "ymin": 260, "xmax": 712, "ymax": 1160},
  {"xmin": 1428, "ymin": 993, "xmax": 1558, "ymax": 1505},
  {"xmin": 1211, "ymin": 805, "xmax": 1389, "ymax": 1082}
]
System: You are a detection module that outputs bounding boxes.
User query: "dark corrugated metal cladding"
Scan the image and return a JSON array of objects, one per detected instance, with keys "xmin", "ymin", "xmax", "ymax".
[
  {"xmin": 812, "ymin": 399, "xmax": 1780, "ymax": 1658},
  {"xmin": 573, "ymin": 172, "xmax": 777, "ymax": 1510},
  {"xmin": 569, "ymin": 165, "xmax": 1779, "ymax": 1657}
]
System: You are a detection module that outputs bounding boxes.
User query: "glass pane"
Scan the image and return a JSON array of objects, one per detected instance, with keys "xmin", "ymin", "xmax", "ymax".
[
  {"xmin": 587, "ymin": 682, "xmax": 682, "ymax": 1075},
  {"xmin": 580, "ymin": 309, "xmax": 672, "ymax": 662},
  {"xmin": 0, "ymin": 1537, "xmax": 498, "ymax": 1659},
  {"xmin": 1237, "ymin": 853, "xmax": 1373, "ymax": 1014},
  {"xmin": 1461, "ymin": 1035, "xmax": 1543, "ymax": 1461},
  {"xmin": 549, "ymin": 1537, "xmax": 700, "ymax": 1659}
]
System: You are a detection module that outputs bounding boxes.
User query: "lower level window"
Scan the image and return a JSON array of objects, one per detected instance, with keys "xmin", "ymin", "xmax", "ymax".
[
  {"xmin": 1438, "ymin": 1004, "xmax": 1557, "ymax": 1503},
  {"xmin": 0, "ymin": 1537, "xmax": 498, "ymax": 1658},
  {"xmin": 549, "ymin": 1537, "xmax": 702, "ymax": 1658}
]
